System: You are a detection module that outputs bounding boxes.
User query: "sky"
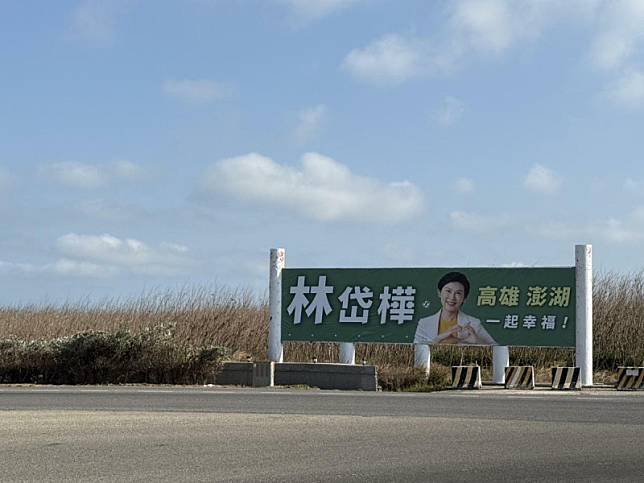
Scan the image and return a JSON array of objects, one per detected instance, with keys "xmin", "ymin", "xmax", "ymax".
[{"xmin": 2, "ymin": 0, "xmax": 644, "ymax": 305}]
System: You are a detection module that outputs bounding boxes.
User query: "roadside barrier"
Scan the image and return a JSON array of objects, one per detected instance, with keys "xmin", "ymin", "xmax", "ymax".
[
  {"xmin": 451, "ymin": 365, "xmax": 481, "ymax": 389},
  {"xmin": 551, "ymin": 367, "xmax": 581, "ymax": 390},
  {"xmin": 216, "ymin": 362, "xmax": 378, "ymax": 390},
  {"xmin": 504, "ymin": 366, "xmax": 535, "ymax": 389},
  {"xmin": 615, "ymin": 367, "xmax": 644, "ymax": 391},
  {"xmin": 217, "ymin": 361, "xmax": 274, "ymax": 387},
  {"xmin": 252, "ymin": 362, "xmax": 274, "ymax": 387}
]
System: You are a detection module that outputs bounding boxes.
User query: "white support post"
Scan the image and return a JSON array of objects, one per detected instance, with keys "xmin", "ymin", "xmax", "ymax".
[
  {"xmin": 268, "ymin": 248, "xmax": 285, "ymax": 363},
  {"xmin": 492, "ymin": 346, "xmax": 509, "ymax": 384},
  {"xmin": 414, "ymin": 344, "xmax": 430, "ymax": 374},
  {"xmin": 575, "ymin": 244, "xmax": 593, "ymax": 386},
  {"xmin": 339, "ymin": 342, "xmax": 356, "ymax": 365}
]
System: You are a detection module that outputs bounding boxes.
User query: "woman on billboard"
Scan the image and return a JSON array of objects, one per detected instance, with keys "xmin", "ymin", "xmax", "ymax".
[{"xmin": 413, "ymin": 271, "xmax": 497, "ymax": 345}]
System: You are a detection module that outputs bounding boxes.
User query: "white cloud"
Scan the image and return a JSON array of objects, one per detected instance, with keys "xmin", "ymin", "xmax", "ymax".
[
  {"xmin": 0, "ymin": 258, "xmax": 116, "ymax": 278},
  {"xmin": 450, "ymin": 0, "xmax": 518, "ymax": 54},
  {"xmin": 625, "ymin": 177, "xmax": 644, "ymax": 193},
  {"xmin": 586, "ymin": 1, "xmax": 644, "ymax": 107},
  {"xmin": 337, "ymin": 0, "xmax": 644, "ymax": 105},
  {"xmin": 163, "ymin": 79, "xmax": 231, "ymax": 104},
  {"xmin": 0, "ymin": 260, "xmax": 41, "ymax": 275},
  {"xmin": 277, "ymin": 0, "xmax": 359, "ymax": 22},
  {"xmin": 43, "ymin": 162, "xmax": 103, "ymax": 188},
  {"xmin": 41, "ymin": 160, "xmax": 143, "ymax": 188},
  {"xmin": 606, "ymin": 70, "xmax": 644, "ymax": 108},
  {"xmin": 343, "ymin": 34, "xmax": 426, "ymax": 86},
  {"xmin": 111, "ymin": 160, "xmax": 143, "ymax": 178},
  {"xmin": 449, "ymin": 211, "xmax": 510, "ymax": 232},
  {"xmin": 160, "ymin": 242, "xmax": 189, "ymax": 253},
  {"xmin": 523, "ymin": 163, "xmax": 561, "ymax": 194},
  {"xmin": 631, "ymin": 206, "xmax": 644, "ymax": 221},
  {"xmin": 530, "ymin": 208, "xmax": 644, "ymax": 245},
  {"xmin": 341, "ymin": 1, "xmax": 560, "ymax": 85},
  {"xmin": 453, "ymin": 177, "xmax": 474, "ymax": 194},
  {"xmin": 56, "ymin": 233, "xmax": 192, "ymax": 275},
  {"xmin": 590, "ymin": 0, "xmax": 644, "ymax": 71},
  {"xmin": 69, "ymin": 0, "xmax": 131, "ymax": 46},
  {"xmin": 294, "ymin": 104, "xmax": 327, "ymax": 144},
  {"xmin": 341, "ymin": 1, "xmax": 605, "ymax": 86},
  {"xmin": 591, "ymin": 32, "xmax": 634, "ymax": 71},
  {"xmin": 51, "ymin": 258, "xmax": 118, "ymax": 278},
  {"xmin": 449, "ymin": 0, "xmax": 604, "ymax": 58},
  {"xmin": 203, "ymin": 152, "xmax": 423, "ymax": 222},
  {"xmin": 436, "ymin": 96, "xmax": 465, "ymax": 126}
]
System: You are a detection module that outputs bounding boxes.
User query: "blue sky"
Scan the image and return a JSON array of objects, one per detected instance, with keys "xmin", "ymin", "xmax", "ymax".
[{"xmin": 2, "ymin": 0, "xmax": 644, "ymax": 305}]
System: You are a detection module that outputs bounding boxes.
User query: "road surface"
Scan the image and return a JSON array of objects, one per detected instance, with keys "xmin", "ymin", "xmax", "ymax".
[{"xmin": 1, "ymin": 386, "xmax": 642, "ymax": 482}]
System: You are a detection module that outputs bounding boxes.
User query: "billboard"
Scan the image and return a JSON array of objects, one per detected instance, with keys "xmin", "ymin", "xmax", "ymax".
[{"xmin": 281, "ymin": 267, "xmax": 575, "ymax": 347}]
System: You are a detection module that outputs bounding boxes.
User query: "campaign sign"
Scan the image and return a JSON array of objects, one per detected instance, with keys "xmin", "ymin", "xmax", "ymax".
[{"xmin": 281, "ymin": 267, "xmax": 575, "ymax": 347}]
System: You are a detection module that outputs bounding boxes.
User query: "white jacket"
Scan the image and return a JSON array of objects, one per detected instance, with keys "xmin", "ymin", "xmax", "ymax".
[{"xmin": 413, "ymin": 310, "xmax": 497, "ymax": 345}]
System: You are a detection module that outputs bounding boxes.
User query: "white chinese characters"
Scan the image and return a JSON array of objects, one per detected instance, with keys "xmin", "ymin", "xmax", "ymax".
[
  {"xmin": 339, "ymin": 286, "xmax": 372, "ymax": 324},
  {"xmin": 286, "ymin": 275, "xmax": 334, "ymax": 325},
  {"xmin": 379, "ymin": 286, "xmax": 416, "ymax": 325},
  {"xmin": 286, "ymin": 276, "xmax": 416, "ymax": 326},
  {"xmin": 485, "ymin": 313, "xmax": 562, "ymax": 331}
]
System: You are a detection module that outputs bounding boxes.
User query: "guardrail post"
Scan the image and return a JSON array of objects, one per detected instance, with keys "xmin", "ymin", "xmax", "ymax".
[
  {"xmin": 575, "ymin": 244, "xmax": 593, "ymax": 386},
  {"xmin": 414, "ymin": 344, "xmax": 430, "ymax": 374},
  {"xmin": 268, "ymin": 248, "xmax": 285, "ymax": 363},
  {"xmin": 492, "ymin": 346, "xmax": 509, "ymax": 384},
  {"xmin": 339, "ymin": 342, "xmax": 356, "ymax": 364}
]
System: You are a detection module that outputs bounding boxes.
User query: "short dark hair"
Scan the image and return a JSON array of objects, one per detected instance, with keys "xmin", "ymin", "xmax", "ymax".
[{"xmin": 437, "ymin": 271, "xmax": 470, "ymax": 298}]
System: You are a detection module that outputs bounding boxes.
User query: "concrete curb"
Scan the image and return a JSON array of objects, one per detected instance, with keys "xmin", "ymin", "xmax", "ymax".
[{"xmin": 217, "ymin": 362, "xmax": 378, "ymax": 391}]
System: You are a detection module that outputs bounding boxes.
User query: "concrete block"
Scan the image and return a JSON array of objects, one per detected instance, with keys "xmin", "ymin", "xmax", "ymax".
[
  {"xmin": 616, "ymin": 367, "xmax": 644, "ymax": 390},
  {"xmin": 551, "ymin": 367, "xmax": 581, "ymax": 390},
  {"xmin": 217, "ymin": 361, "xmax": 378, "ymax": 390},
  {"xmin": 275, "ymin": 363, "xmax": 377, "ymax": 391},
  {"xmin": 451, "ymin": 366, "xmax": 481, "ymax": 389},
  {"xmin": 216, "ymin": 362, "xmax": 253, "ymax": 386},
  {"xmin": 252, "ymin": 361, "xmax": 274, "ymax": 387},
  {"xmin": 504, "ymin": 366, "xmax": 535, "ymax": 389}
]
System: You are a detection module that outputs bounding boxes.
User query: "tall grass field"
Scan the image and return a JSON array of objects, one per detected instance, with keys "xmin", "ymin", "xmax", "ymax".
[{"xmin": 0, "ymin": 273, "xmax": 642, "ymax": 385}]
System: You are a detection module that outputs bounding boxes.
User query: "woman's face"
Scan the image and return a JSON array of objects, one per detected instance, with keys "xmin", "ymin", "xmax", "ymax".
[{"xmin": 438, "ymin": 281, "xmax": 466, "ymax": 314}]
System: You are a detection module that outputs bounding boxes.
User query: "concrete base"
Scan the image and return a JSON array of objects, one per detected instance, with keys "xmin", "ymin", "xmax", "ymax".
[
  {"xmin": 253, "ymin": 362, "xmax": 274, "ymax": 387},
  {"xmin": 275, "ymin": 362, "xmax": 377, "ymax": 391},
  {"xmin": 216, "ymin": 362, "xmax": 253, "ymax": 386},
  {"xmin": 216, "ymin": 362, "xmax": 378, "ymax": 391}
]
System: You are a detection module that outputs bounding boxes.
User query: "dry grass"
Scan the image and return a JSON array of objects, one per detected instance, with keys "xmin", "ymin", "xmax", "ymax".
[
  {"xmin": 0, "ymin": 286, "xmax": 268, "ymax": 355},
  {"xmin": 593, "ymin": 271, "xmax": 644, "ymax": 367},
  {"xmin": 1, "ymin": 272, "xmax": 643, "ymax": 372}
]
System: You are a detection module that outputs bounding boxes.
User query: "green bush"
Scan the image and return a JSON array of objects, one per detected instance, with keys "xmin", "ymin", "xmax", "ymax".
[
  {"xmin": 377, "ymin": 363, "xmax": 451, "ymax": 391},
  {"xmin": 0, "ymin": 338, "xmax": 57, "ymax": 384},
  {"xmin": 0, "ymin": 324, "xmax": 226, "ymax": 385}
]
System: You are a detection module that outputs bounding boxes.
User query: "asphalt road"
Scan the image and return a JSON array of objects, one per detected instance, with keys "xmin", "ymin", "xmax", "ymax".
[{"xmin": 1, "ymin": 386, "xmax": 643, "ymax": 482}]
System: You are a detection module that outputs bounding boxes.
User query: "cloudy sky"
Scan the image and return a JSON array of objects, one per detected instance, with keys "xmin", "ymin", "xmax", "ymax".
[{"xmin": 2, "ymin": 0, "xmax": 644, "ymax": 304}]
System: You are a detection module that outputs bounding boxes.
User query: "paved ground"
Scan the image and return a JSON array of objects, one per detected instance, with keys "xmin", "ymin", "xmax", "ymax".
[{"xmin": 1, "ymin": 385, "xmax": 642, "ymax": 482}]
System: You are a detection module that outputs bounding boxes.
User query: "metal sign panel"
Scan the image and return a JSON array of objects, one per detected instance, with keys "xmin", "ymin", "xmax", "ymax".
[{"xmin": 281, "ymin": 267, "xmax": 575, "ymax": 347}]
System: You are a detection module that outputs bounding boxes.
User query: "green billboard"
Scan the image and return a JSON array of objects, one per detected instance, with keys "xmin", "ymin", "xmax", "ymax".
[{"xmin": 281, "ymin": 267, "xmax": 575, "ymax": 347}]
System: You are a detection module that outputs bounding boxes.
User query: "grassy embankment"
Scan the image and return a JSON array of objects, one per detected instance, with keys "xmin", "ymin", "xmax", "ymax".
[{"xmin": 0, "ymin": 273, "xmax": 643, "ymax": 388}]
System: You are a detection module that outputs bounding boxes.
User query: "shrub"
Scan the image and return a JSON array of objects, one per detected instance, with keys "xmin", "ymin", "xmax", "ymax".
[
  {"xmin": 0, "ymin": 325, "xmax": 226, "ymax": 385},
  {"xmin": 377, "ymin": 363, "xmax": 450, "ymax": 391}
]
